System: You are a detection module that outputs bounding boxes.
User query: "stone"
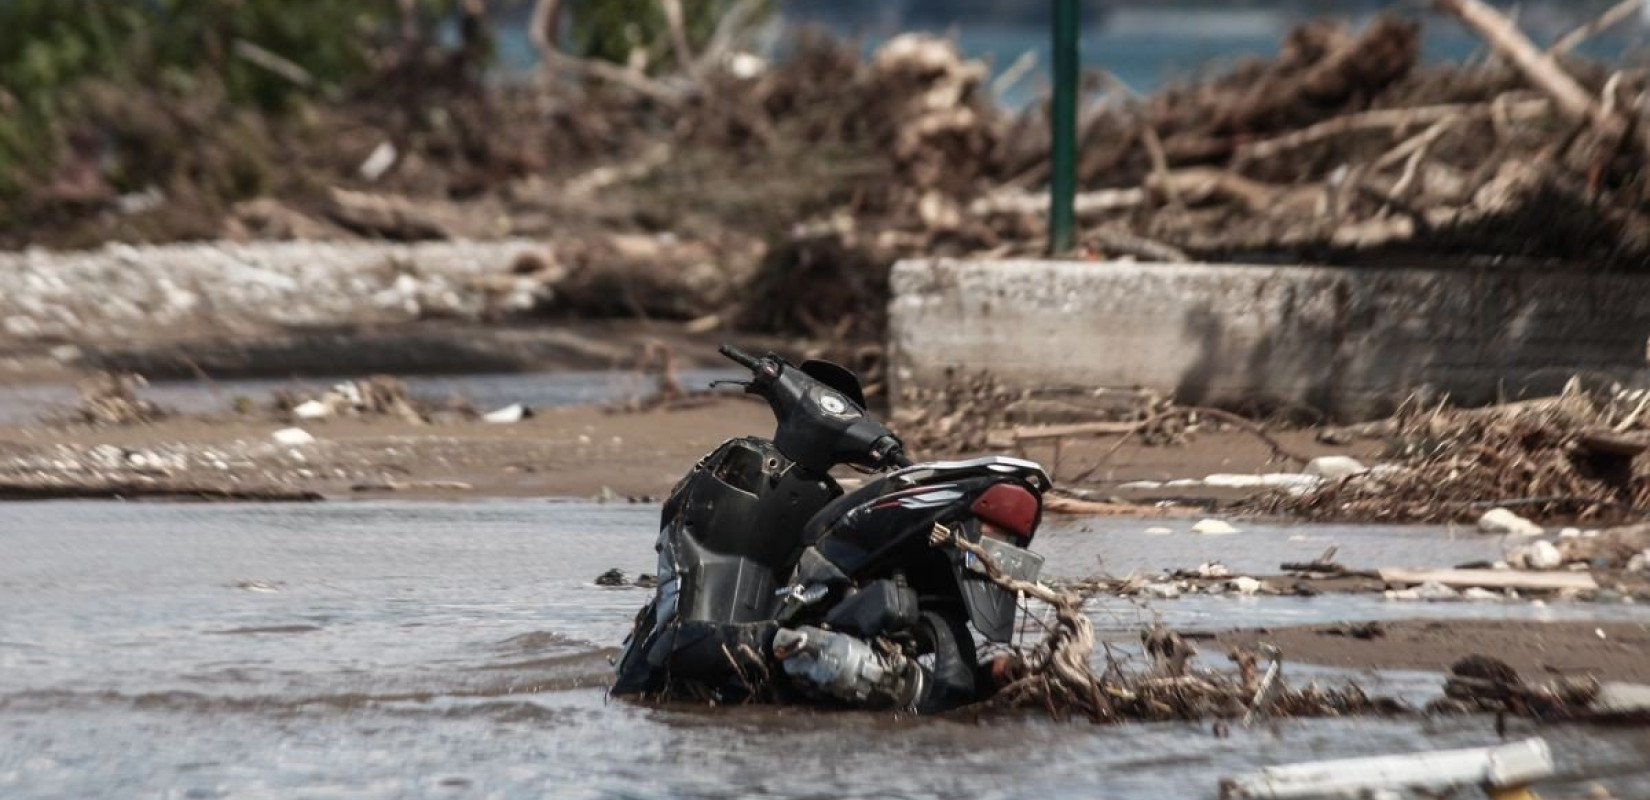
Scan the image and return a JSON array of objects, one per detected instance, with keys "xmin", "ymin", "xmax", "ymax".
[
  {"xmin": 1229, "ymin": 576, "xmax": 1264, "ymax": 595},
  {"xmin": 1477, "ymin": 508, "xmax": 1543, "ymax": 537},
  {"xmin": 1143, "ymin": 526, "xmax": 1173, "ymax": 535},
  {"xmin": 1305, "ymin": 456, "xmax": 1368, "ymax": 481},
  {"xmin": 1117, "ymin": 480, "xmax": 1164, "ymax": 490},
  {"xmin": 271, "ymin": 427, "xmax": 315, "ymax": 446},
  {"xmin": 1191, "ymin": 519, "xmax": 1240, "ymax": 535},
  {"xmin": 1460, "ymin": 587, "xmax": 1501, "ymax": 601},
  {"xmin": 1524, "ymin": 540, "xmax": 1564, "ymax": 570}
]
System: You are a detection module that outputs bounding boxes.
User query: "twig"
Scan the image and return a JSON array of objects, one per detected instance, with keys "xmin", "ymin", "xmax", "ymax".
[
  {"xmin": 658, "ymin": 0, "xmax": 697, "ymax": 74},
  {"xmin": 529, "ymin": 0, "xmax": 684, "ymax": 105},
  {"xmin": 1235, "ymin": 101, "xmax": 1548, "ymax": 162},
  {"xmin": 1549, "ymin": 0, "xmax": 1648, "ymax": 55},
  {"xmin": 1068, "ymin": 405, "xmax": 1311, "ymax": 485},
  {"xmin": 231, "ymin": 39, "xmax": 314, "ymax": 88}
]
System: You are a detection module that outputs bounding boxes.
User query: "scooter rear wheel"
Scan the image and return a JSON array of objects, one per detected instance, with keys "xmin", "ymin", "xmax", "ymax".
[{"xmin": 912, "ymin": 609, "xmax": 979, "ymax": 713}]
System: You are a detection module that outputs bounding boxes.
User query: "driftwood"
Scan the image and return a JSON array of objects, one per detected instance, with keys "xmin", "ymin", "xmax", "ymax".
[
  {"xmin": 1436, "ymin": 0, "xmax": 1647, "ymax": 158},
  {"xmin": 0, "ymin": 479, "xmax": 322, "ymax": 502}
]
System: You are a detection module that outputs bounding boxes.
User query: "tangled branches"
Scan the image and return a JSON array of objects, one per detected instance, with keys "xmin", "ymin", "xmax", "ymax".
[
  {"xmin": 951, "ymin": 534, "xmax": 1404, "ymax": 723},
  {"xmin": 1256, "ymin": 379, "xmax": 1650, "ymax": 523}
]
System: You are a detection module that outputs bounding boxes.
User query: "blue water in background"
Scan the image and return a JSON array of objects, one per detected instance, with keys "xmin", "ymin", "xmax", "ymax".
[{"xmin": 487, "ymin": 2, "xmax": 1650, "ymax": 106}]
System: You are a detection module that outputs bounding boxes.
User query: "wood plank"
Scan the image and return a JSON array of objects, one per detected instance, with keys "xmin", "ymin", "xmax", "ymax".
[{"xmin": 1376, "ymin": 567, "xmax": 1597, "ymax": 591}]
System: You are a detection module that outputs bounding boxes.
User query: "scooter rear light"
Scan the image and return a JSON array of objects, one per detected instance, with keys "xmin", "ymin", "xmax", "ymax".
[{"xmin": 969, "ymin": 483, "xmax": 1040, "ymax": 544}]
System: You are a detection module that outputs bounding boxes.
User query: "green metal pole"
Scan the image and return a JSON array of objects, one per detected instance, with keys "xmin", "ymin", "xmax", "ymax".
[{"xmin": 1049, "ymin": 0, "xmax": 1079, "ymax": 255}]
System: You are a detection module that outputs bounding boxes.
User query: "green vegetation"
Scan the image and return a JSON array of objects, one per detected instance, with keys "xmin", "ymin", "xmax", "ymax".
[
  {"xmin": 0, "ymin": 0, "xmax": 473, "ymax": 198},
  {"xmin": 568, "ymin": 0, "xmax": 764, "ymax": 66}
]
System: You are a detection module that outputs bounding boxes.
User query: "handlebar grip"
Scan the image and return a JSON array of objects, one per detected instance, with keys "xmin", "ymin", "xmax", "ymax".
[{"xmin": 718, "ymin": 344, "xmax": 763, "ymax": 371}]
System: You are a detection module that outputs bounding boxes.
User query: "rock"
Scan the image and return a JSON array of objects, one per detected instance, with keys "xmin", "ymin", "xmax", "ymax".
[
  {"xmin": 1117, "ymin": 480, "xmax": 1163, "ymax": 490},
  {"xmin": 595, "ymin": 568, "xmax": 627, "ymax": 587},
  {"xmin": 1559, "ymin": 527, "xmax": 1582, "ymax": 539},
  {"xmin": 1229, "ymin": 576, "xmax": 1264, "ymax": 595},
  {"xmin": 1627, "ymin": 552, "xmax": 1647, "ymax": 573},
  {"xmin": 1460, "ymin": 587, "xmax": 1501, "ymax": 601},
  {"xmin": 634, "ymin": 573, "xmax": 658, "ymax": 589},
  {"xmin": 1477, "ymin": 507, "xmax": 1543, "ymax": 537},
  {"xmin": 1384, "ymin": 588, "xmax": 1421, "ymax": 601},
  {"xmin": 1191, "ymin": 519, "xmax": 1240, "ymax": 535},
  {"xmin": 1141, "ymin": 582, "xmax": 1181, "ymax": 599},
  {"xmin": 483, "ymin": 403, "xmax": 533, "ymax": 424},
  {"xmin": 1414, "ymin": 580, "xmax": 1460, "ymax": 601},
  {"xmin": 271, "ymin": 427, "xmax": 315, "ymax": 446},
  {"xmin": 1143, "ymin": 526, "xmax": 1173, "ymax": 535},
  {"xmin": 1305, "ymin": 456, "xmax": 1368, "ymax": 481},
  {"xmin": 292, "ymin": 400, "xmax": 332, "ymax": 420}
]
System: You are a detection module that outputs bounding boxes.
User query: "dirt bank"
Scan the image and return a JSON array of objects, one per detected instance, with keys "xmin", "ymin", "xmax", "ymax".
[
  {"xmin": 0, "ymin": 392, "xmax": 1385, "ymax": 503},
  {"xmin": 0, "ymin": 397, "xmax": 774, "ymax": 501},
  {"xmin": 1215, "ymin": 619, "xmax": 1650, "ymax": 683}
]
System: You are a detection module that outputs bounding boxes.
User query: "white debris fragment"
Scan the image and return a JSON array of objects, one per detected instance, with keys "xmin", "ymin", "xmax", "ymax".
[
  {"xmin": 1191, "ymin": 518, "xmax": 1240, "ymax": 536},
  {"xmin": 1305, "ymin": 455, "xmax": 1368, "ymax": 481},
  {"xmin": 1117, "ymin": 480, "xmax": 1163, "ymax": 490},
  {"xmin": 1229, "ymin": 576, "xmax": 1264, "ymax": 595},
  {"xmin": 1195, "ymin": 562, "xmax": 1231, "ymax": 578},
  {"xmin": 1143, "ymin": 526, "xmax": 1173, "ymax": 535},
  {"xmin": 1141, "ymin": 582, "xmax": 1181, "ymax": 599},
  {"xmin": 483, "ymin": 403, "xmax": 533, "ymax": 424},
  {"xmin": 1461, "ymin": 587, "xmax": 1501, "ymax": 601},
  {"xmin": 272, "ymin": 427, "xmax": 316, "ymax": 446},
  {"xmin": 1506, "ymin": 540, "xmax": 1564, "ymax": 570},
  {"xmin": 1477, "ymin": 507, "xmax": 1543, "ymax": 537},
  {"xmin": 292, "ymin": 400, "xmax": 332, "ymax": 420},
  {"xmin": 1414, "ymin": 580, "xmax": 1460, "ymax": 601}
]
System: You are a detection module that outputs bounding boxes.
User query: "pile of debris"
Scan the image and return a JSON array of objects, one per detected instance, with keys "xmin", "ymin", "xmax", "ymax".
[
  {"xmin": 1258, "ymin": 379, "xmax": 1649, "ymax": 523},
  {"xmin": 272, "ymin": 376, "xmax": 472, "ymax": 425},
  {"xmin": 48, "ymin": 372, "xmax": 169, "ymax": 427}
]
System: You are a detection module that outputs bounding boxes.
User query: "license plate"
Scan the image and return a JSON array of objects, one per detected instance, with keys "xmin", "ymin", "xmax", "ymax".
[{"xmin": 967, "ymin": 537, "xmax": 1044, "ymax": 584}]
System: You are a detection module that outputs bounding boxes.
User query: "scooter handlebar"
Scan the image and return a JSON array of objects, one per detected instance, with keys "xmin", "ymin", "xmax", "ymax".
[{"xmin": 718, "ymin": 344, "xmax": 764, "ymax": 372}]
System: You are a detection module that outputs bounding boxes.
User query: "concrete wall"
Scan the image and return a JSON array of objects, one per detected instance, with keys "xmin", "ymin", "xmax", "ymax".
[{"xmin": 888, "ymin": 258, "xmax": 1650, "ymax": 422}]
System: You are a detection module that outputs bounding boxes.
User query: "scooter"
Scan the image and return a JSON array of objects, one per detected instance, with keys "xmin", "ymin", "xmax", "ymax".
[{"xmin": 611, "ymin": 345, "xmax": 1048, "ymax": 713}]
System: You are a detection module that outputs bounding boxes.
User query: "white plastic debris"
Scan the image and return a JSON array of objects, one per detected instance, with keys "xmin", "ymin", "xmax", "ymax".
[
  {"xmin": 1413, "ymin": 580, "xmax": 1459, "ymax": 601},
  {"xmin": 1229, "ymin": 576, "xmax": 1264, "ymax": 596},
  {"xmin": 359, "ymin": 141, "xmax": 399, "ymax": 181},
  {"xmin": 1477, "ymin": 507, "xmax": 1543, "ymax": 537},
  {"xmin": 1141, "ymin": 582, "xmax": 1182, "ymax": 599},
  {"xmin": 1143, "ymin": 526, "xmax": 1173, "ymax": 535},
  {"xmin": 1304, "ymin": 455, "xmax": 1368, "ymax": 481},
  {"xmin": 483, "ymin": 403, "xmax": 532, "ymax": 424},
  {"xmin": 1191, "ymin": 519, "xmax": 1240, "ymax": 536},
  {"xmin": 271, "ymin": 427, "xmax": 315, "ymax": 446},
  {"xmin": 292, "ymin": 400, "xmax": 331, "ymax": 420}
]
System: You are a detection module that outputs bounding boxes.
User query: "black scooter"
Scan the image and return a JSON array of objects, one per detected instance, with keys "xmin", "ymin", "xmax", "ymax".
[{"xmin": 612, "ymin": 345, "xmax": 1048, "ymax": 713}]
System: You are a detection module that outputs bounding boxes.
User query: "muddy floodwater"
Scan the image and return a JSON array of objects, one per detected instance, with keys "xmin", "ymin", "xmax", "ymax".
[{"xmin": 3, "ymin": 501, "xmax": 1648, "ymax": 799}]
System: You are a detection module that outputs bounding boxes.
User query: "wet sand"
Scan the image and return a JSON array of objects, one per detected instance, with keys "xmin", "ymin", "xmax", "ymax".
[{"xmin": 1216, "ymin": 619, "xmax": 1650, "ymax": 682}]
